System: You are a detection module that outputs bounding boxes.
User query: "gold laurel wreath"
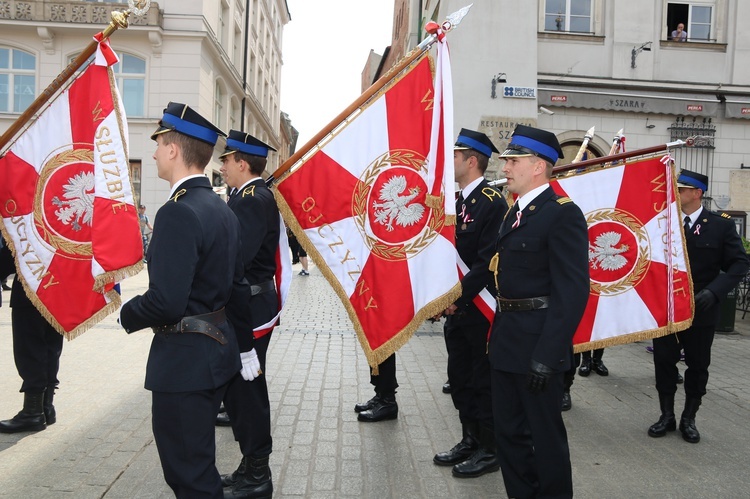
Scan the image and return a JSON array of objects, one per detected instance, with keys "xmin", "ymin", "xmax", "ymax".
[
  {"xmin": 353, "ymin": 150, "xmax": 444, "ymax": 262},
  {"xmin": 586, "ymin": 209, "xmax": 651, "ymax": 296},
  {"xmin": 34, "ymin": 148, "xmax": 95, "ymax": 257}
]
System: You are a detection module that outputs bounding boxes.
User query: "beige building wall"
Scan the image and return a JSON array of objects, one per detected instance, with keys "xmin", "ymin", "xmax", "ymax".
[
  {"xmin": 0, "ymin": 0, "xmax": 290, "ymax": 218},
  {"xmin": 385, "ymin": 0, "xmax": 750, "ymax": 233}
]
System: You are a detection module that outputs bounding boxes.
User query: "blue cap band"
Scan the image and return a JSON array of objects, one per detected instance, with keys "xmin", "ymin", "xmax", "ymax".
[
  {"xmin": 678, "ymin": 175, "xmax": 707, "ymax": 191},
  {"xmin": 457, "ymin": 135, "xmax": 493, "ymax": 157},
  {"xmin": 509, "ymin": 135, "xmax": 559, "ymax": 164},
  {"xmin": 226, "ymin": 138, "xmax": 268, "ymax": 157},
  {"xmin": 161, "ymin": 113, "xmax": 219, "ymax": 145}
]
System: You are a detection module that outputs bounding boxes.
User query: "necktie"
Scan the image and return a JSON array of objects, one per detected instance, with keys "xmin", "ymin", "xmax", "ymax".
[
  {"xmin": 505, "ymin": 203, "xmax": 520, "ymax": 230},
  {"xmin": 683, "ymin": 215, "xmax": 691, "ymax": 232}
]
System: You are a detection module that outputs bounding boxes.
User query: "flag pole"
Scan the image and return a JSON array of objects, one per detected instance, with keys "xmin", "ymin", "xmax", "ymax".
[
  {"xmin": 608, "ymin": 128, "xmax": 625, "ymax": 156},
  {"xmin": 271, "ymin": 4, "xmax": 474, "ymax": 182},
  {"xmin": 571, "ymin": 126, "xmax": 595, "ymax": 163},
  {"xmin": 489, "ymin": 140, "xmax": 686, "ymax": 188},
  {"xmin": 0, "ymin": 10, "xmax": 132, "ymax": 152}
]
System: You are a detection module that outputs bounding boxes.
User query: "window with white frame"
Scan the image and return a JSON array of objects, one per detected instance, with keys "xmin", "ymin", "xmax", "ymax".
[
  {"xmin": 667, "ymin": 2, "xmax": 715, "ymax": 41},
  {"xmin": 214, "ymin": 81, "xmax": 225, "ymax": 128},
  {"xmin": 544, "ymin": 0, "xmax": 592, "ymax": 33},
  {"xmin": 113, "ymin": 53, "xmax": 146, "ymax": 117},
  {"xmin": 0, "ymin": 47, "xmax": 36, "ymax": 113}
]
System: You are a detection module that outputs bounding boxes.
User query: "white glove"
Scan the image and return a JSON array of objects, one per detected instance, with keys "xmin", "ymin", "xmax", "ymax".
[{"xmin": 239, "ymin": 349, "xmax": 262, "ymax": 381}]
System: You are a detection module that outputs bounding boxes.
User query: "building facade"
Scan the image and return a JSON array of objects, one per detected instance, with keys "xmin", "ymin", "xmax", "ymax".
[
  {"xmin": 0, "ymin": 0, "xmax": 290, "ymax": 216},
  {"xmin": 377, "ymin": 0, "xmax": 750, "ymax": 232}
]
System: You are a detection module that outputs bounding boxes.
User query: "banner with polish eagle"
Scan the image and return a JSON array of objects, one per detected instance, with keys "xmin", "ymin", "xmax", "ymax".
[
  {"xmin": 274, "ymin": 46, "xmax": 460, "ymax": 368},
  {"xmin": 550, "ymin": 154, "xmax": 693, "ymax": 352},
  {"xmin": 0, "ymin": 38, "xmax": 143, "ymax": 339}
]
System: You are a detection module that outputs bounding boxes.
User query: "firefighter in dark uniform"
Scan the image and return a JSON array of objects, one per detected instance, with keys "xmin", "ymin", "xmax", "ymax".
[
  {"xmin": 218, "ymin": 130, "xmax": 279, "ymax": 499},
  {"xmin": 489, "ymin": 125, "xmax": 590, "ymax": 499},
  {"xmin": 119, "ymin": 102, "xmax": 252, "ymax": 499},
  {"xmin": 648, "ymin": 169, "xmax": 749, "ymax": 443},
  {"xmin": 433, "ymin": 129, "xmax": 507, "ymax": 478},
  {"xmin": 0, "ymin": 238, "xmax": 63, "ymax": 433}
]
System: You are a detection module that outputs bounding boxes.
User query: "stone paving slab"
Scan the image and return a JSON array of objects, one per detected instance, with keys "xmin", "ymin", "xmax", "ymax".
[{"xmin": 1, "ymin": 262, "xmax": 749, "ymax": 498}]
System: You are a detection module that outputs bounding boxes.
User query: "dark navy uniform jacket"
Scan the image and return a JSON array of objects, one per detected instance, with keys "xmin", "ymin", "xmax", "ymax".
[
  {"xmin": 684, "ymin": 208, "xmax": 749, "ymax": 327},
  {"xmin": 453, "ymin": 179, "xmax": 508, "ymax": 320},
  {"xmin": 120, "ymin": 176, "xmax": 247, "ymax": 392},
  {"xmin": 226, "ymin": 177, "xmax": 280, "ymax": 350},
  {"xmin": 489, "ymin": 186, "xmax": 590, "ymax": 374}
]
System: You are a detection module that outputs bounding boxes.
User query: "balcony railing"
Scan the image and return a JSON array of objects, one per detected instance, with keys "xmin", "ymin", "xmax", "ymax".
[{"xmin": 0, "ymin": 0, "xmax": 161, "ymax": 27}]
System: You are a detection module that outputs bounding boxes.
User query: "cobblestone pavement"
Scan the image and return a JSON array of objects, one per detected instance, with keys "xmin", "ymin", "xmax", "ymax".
[{"xmin": 1, "ymin": 263, "xmax": 749, "ymax": 498}]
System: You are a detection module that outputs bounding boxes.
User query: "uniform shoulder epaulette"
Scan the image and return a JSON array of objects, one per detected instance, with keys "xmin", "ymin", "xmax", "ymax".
[
  {"xmin": 720, "ymin": 212, "xmax": 731, "ymax": 219},
  {"xmin": 242, "ymin": 185, "xmax": 256, "ymax": 198},
  {"xmin": 480, "ymin": 186, "xmax": 505, "ymax": 202},
  {"xmin": 556, "ymin": 196, "xmax": 573, "ymax": 205},
  {"xmin": 170, "ymin": 188, "xmax": 187, "ymax": 202}
]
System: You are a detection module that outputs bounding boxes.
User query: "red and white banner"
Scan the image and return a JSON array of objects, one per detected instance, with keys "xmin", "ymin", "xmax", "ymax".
[
  {"xmin": 253, "ymin": 217, "xmax": 292, "ymax": 338},
  {"xmin": 550, "ymin": 155, "xmax": 693, "ymax": 351},
  {"xmin": 274, "ymin": 48, "xmax": 460, "ymax": 368},
  {"xmin": 0, "ymin": 41, "xmax": 142, "ymax": 338}
]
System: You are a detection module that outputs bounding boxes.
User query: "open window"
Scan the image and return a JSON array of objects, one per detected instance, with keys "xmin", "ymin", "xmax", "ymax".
[{"xmin": 666, "ymin": 2, "xmax": 715, "ymax": 41}]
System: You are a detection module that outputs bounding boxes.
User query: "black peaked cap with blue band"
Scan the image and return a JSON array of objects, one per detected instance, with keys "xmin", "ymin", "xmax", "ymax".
[
  {"xmin": 500, "ymin": 124, "xmax": 564, "ymax": 165},
  {"xmin": 676, "ymin": 169, "xmax": 708, "ymax": 191},
  {"xmin": 151, "ymin": 102, "xmax": 226, "ymax": 146},
  {"xmin": 219, "ymin": 130, "xmax": 277, "ymax": 159},
  {"xmin": 454, "ymin": 128, "xmax": 499, "ymax": 158}
]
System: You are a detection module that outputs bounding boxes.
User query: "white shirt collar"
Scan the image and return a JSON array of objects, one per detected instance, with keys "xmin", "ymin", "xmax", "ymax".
[
  {"xmin": 237, "ymin": 177, "xmax": 262, "ymax": 192},
  {"xmin": 516, "ymin": 183, "xmax": 550, "ymax": 211},
  {"xmin": 682, "ymin": 206, "xmax": 703, "ymax": 228},
  {"xmin": 460, "ymin": 177, "xmax": 484, "ymax": 200},
  {"xmin": 169, "ymin": 174, "xmax": 206, "ymax": 199}
]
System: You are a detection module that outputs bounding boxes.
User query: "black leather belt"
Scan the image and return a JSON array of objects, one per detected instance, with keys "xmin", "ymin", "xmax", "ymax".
[
  {"xmin": 152, "ymin": 308, "xmax": 227, "ymax": 344},
  {"xmin": 496, "ymin": 296, "xmax": 550, "ymax": 312},
  {"xmin": 250, "ymin": 280, "xmax": 275, "ymax": 296}
]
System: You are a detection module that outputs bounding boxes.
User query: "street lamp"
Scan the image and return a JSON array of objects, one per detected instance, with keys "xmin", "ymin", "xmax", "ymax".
[
  {"xmin": 490, "ymin": 73, "xmax": 506, "ymax": 99},
  {"xmin": 631, "ymin": 41, "xmax": 652, "ymax": 68}
]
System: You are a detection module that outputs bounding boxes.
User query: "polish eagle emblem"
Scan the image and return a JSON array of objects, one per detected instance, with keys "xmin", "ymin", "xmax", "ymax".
[
  {"xmin": 372, "ymin": 175, "xmax": 425, "ymax": 232},
  {"xmin": 52, "ymin": 171, "xmax": 95, "ymax": 232},
  {"xmin": 589, "ymin": 231, "xmax": 629, "ymax": 271}
]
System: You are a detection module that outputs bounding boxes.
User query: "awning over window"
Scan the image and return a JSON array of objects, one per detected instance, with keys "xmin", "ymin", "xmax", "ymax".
[
  {"xmin": 538, "ymin": 86, "xmax": 720, "ymax": 116},
  {"xmin": 725, "ymin": 99, "xmax": 750, "ymax": 119}
]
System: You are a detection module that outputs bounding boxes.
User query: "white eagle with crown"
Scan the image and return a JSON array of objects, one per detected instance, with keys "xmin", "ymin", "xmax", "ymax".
[{"xmin": 372, "ymin": 175, "xmax": 425, "ymax": 232}]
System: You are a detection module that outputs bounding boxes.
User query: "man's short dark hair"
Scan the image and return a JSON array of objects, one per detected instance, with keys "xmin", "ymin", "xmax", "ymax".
[
  {"xmin": 458, "ymin": 149, "xmax": 490, "ymax": 174},
  {"xmin": 235, "ymin": 151, "xmax": 267, "ymax": 176},
  {"xmin": 161, "ymin": 131, "xmax": 213, "ymax": 168}
]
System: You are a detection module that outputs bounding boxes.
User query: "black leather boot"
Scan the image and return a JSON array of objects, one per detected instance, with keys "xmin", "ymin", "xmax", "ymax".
[
  {"xmin": 452, "ymin": 424, "xmax": 501, "ymax": 478},
  {"xmin": 354, "ymin": 393, "xmax": 381, "ymax": 413},
  {"xmin": 221, "ymin": 456, "xmax": 246, "ymax": 488},
  {"xmin": 433, "ymin": 422, "xmax": 478, "ymax": 466},
  {"xmin": 679, "ymin": 398, "xmax": 701, "ymax": 443},
  {"xmin": 357, "ymin": 393, "xmax": 397, "ymax": 422},
  {"xmin": 0, "ymin": 391, "xmax": 47, "ymax": 433},
  {"xmin": 44, "ymin": 386, "xmax": 56, "ymax": 426},
  {"xmin": 561, "ymin": 391, "xmax": 572, "ymax": 411},
  {"xmin": 578, "ymin": 357, "xmax": 592, "ymax": 376},
  {"xmin": 648, "ymin": 393, "xmax": 676, "ymax": 437},
  {"xmin": 224, "ymin": 456, "xmax": 272, "ymax": 499},
  {"xmin": 592, "ymin": 358, "xmax": 609, "ymax": 376}
]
